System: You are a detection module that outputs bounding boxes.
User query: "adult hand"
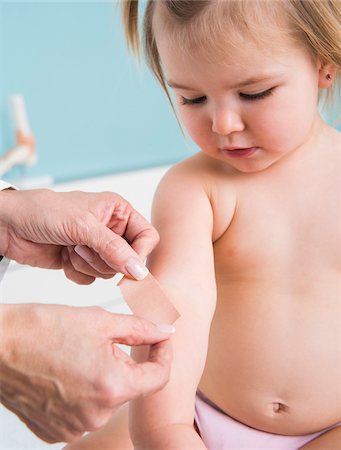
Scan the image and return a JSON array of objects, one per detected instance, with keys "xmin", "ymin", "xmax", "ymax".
[
  {"xmin": 0, "ymin": 303, "xmax": 173, "ymax": 443},
  {"xmin": 0, "ymin": 189, "xmax": 159, "ymax": 284}
]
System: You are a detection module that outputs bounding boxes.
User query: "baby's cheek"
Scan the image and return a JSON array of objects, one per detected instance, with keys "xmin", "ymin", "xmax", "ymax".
[
  {"xmin": 252, "ymin": 105, "xmax": 293, "ymax": 147},
  {"xmin": 181, "ymin": 114, "xmax": 208, "ymax": 144},
  {"xmin": 180, "ymin": 110, "xmax": 197, "ymax": 132}
]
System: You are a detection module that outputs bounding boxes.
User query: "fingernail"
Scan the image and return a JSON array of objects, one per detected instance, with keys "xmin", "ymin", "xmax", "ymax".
[
  {"xmin": 75, "ymin": 245, "xmax": 93, "ymax": 262},
  {"xmin": 156, "ymin": 323, "xmax": 176, "ymax": 334},
  {"xmin": 125, "ymin": 258, "xmax": 149, "ymax": 280}
]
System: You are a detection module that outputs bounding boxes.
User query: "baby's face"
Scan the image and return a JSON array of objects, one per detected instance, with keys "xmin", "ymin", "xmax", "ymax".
[{"xmin": 156, "ymin": 31, "xmax": 322, "ymax": 173}]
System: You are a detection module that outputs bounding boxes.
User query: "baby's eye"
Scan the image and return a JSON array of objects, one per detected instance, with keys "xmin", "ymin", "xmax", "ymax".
[
  {"xmin": 239, "ymin": 88, "xmax": 274, "ymax": 101},
  {"xmin": 180, "ymin": 96, "xmax": 207, "ymax": 105}
]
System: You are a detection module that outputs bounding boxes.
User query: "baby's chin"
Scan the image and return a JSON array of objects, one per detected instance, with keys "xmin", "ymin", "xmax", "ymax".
[{"xmin": 232, "ymin": 160, "xmax": 279, "ymax": 174}]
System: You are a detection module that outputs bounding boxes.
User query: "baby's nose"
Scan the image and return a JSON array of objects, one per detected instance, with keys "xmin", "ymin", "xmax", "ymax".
[{"xmin": 211, "ymin": 107, "xmax": 245, "ymax": 136}]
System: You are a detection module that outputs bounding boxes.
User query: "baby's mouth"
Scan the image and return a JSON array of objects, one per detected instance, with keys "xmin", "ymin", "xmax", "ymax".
[{"xmin": 220, "ymin": 147, "xmax": 258, "ymax": 158}]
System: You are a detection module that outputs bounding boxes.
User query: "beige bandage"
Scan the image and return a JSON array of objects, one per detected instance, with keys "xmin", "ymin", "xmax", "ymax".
[{"xmin": 118, "ymin": 273, "xmax": 180, "ymax": 324}]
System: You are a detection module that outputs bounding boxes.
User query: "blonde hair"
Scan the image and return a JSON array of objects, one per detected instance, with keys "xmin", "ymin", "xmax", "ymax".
[{"xmin": 122, "ymin": 0, "xmax": 341, "ymax": 120}]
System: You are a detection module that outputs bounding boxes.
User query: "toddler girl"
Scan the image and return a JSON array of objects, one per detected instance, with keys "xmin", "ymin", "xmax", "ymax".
[{"xmin": 66, "ymin": 0, "xmax": 341, "ymax": 448}]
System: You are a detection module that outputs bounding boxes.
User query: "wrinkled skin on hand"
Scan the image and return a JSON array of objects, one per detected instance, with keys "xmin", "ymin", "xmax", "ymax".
[
  {"xmin": 0, "ymin": 189, "xmax": 159, "ymax": 284},
  {"xmin": 0, "ymin": 304, "xmax": 173, "ymax": 443}
]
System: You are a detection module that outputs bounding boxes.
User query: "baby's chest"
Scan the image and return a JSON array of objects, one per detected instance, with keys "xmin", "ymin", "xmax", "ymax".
[{"xmin": 212, "ymin": 179, "xmax": 341, "ymax": 276}]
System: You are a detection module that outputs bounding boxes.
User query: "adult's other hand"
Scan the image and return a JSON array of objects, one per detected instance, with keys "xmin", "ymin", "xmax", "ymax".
[{"xmin": 0, "ymin": 303, "xmax": 173, "ymax": 443}]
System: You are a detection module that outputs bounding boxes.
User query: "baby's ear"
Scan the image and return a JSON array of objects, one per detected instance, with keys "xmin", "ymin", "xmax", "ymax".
[{"xmin": 318, "ymin": 61, "xmax": 337, "ymax": 88}]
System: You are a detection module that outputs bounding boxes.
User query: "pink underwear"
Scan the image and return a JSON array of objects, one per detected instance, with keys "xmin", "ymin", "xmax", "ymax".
[{"xmin": 194, "ymin": 391, "xmax": 340, "ymax": 449}]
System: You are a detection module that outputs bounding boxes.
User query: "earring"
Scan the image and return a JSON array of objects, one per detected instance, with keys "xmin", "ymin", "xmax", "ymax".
[{"xmin": 326, "ymin": 73, "xmax": 332, "ymax": 81}]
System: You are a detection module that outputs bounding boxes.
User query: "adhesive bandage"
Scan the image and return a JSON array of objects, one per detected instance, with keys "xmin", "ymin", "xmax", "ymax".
[{"xmin": 118, "ymin": 273, "xmax": 180, "ymax": 324}]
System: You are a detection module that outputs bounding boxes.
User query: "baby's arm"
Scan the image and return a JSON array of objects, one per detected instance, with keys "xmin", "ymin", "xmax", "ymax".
[{"xmin": 130, "ymin": 163, "xmax": 218, "ymax": 449}]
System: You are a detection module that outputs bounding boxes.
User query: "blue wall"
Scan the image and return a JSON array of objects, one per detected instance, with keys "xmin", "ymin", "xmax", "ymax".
[
  {"xmin": 1, "ymin": 2, "xmax": 339, "ymax": 183},
  {"xmin": 0, "ymin": 2, "xmax": 194, "ymax": 183}
]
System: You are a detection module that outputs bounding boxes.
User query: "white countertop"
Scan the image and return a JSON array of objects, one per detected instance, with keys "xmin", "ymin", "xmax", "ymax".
[{"xmin": 0, "ymin": 165, "xmax": 170, "ymax": 449}]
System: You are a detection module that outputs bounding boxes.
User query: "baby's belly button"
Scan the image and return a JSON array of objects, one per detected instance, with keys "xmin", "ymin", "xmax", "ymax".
[
  {"xmin": 231, "ymin": 398, "xmax": 303, "ymax": 434},
  {"xmin": 266, "ymin": 401, "xmax": 288, "ymax": 415},
  {"xmin": 227, "ymin": 392, "xmax": 339, "ymax": 435},
  {"xmin": 244, "ymin": 394, "xmax": 291, "ymax": 418}
]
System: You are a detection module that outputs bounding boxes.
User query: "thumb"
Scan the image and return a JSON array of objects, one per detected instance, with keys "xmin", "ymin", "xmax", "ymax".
[
  {"xmin": 106, "ymin": 313, "xmax": 175, "ymax": 347},
  {"xmin": 81, "ymin": 222, "xmax": 149, "ymax": 280}
]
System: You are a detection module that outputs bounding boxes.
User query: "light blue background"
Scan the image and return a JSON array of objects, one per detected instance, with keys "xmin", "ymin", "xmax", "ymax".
[
  {"xmin": 0, "ymin": 1, "xmax": 339, "ymax": 183},
  {"xmin": 0, "ymin": 1, "xmax": 194, "ymax": 183}
]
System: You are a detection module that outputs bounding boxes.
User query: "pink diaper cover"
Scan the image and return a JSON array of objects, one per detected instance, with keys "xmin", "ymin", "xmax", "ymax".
[{"xmin": 194, "ymin": 391, "xmax": 340, "ymax": 450}]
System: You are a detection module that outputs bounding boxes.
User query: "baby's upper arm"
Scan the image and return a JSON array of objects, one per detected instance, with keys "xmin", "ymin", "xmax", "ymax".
[
  {"xmin": 150, "ymin": 162, "xmax": 217, "ymax": 321},
  {"xmin": 131, "ymin": 162, "xmax": 217, "ymax": 437}
]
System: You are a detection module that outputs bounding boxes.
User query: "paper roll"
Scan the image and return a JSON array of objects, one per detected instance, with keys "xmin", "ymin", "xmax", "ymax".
[{"xmin": 10, "ymin": 95, "xmax": 31, "ymax": 135}]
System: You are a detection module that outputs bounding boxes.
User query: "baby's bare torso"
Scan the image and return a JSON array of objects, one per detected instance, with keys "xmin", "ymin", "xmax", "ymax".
[{"xmin": 198, "ymin": 133, "xmax": 341, "ymax": 435}]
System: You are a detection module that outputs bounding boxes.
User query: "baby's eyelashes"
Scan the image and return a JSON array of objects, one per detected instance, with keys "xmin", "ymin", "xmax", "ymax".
[
  {"xmin": 239, "ymin": 87, "xmax": 275, "ymax": 101},
  {"xmin": 180, "ymin": 95, "xmax": 207, "ymax": 105},
  {"xmin": 178, "ymin": 87, "xmax": 275, "ymax": 106}
]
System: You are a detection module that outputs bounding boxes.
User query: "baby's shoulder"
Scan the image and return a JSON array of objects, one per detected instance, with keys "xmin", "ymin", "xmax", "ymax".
[
  {"xmin": 155, "ymin": 154, "xmax": 212, "ymax": 205},
  {"xmin": 157, "ymin": 154, "xmax": 238, "ymax": 241},
  {"xmin": 161, "ymin": 152, "xmax": 237, "ymax": 187}
]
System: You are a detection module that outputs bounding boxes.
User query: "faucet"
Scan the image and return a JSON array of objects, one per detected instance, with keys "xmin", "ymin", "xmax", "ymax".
[{"xmin": 0, "ymin": 95, "xmax": 37, "ymax": 177}]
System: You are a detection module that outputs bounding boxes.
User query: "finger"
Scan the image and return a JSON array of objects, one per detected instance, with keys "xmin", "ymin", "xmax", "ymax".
[
  {"xmin": 80, "ymin": 218, "xmax": 149, "ymax": 280},
  {"xmin": 124, "ymin": 209, "xmax": 160, "ymax": 261},
  {"xmin": 61, "ymin": 248, "xmax": 95, "ymax": 285},
  {"xmin": 68, "ymin": 246, "xmax": 115, "ymax": 278},
  {"xmin": 130, "ymin": 228, "xmax": 159, "ymax": 262},
  {"xmin": 105, "ymin": 198, "xmax": 159, "ymax": 262},
  {"xmin": 106, "ymin": 197, "xmax": 132, "ymax": 236},
  {"xmin": 112, "ymin": 343, "xmax": 134, "ymax": 365},
  {"xmin": 127, "ymin": 340, "xmax": 172, "ymax": 398},
  {"xmin": 106, "ymin": 313, "xmax": 175, "ymax": 346}
]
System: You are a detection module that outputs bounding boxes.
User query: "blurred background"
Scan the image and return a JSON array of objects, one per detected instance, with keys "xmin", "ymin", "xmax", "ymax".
[
  {"xmin": 0, "ymin": 1, "xmax": 339, "ymax": 185},
  {"xmin": 0, "ymin": 0, "xmax": 195, "ymax": 186}
]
